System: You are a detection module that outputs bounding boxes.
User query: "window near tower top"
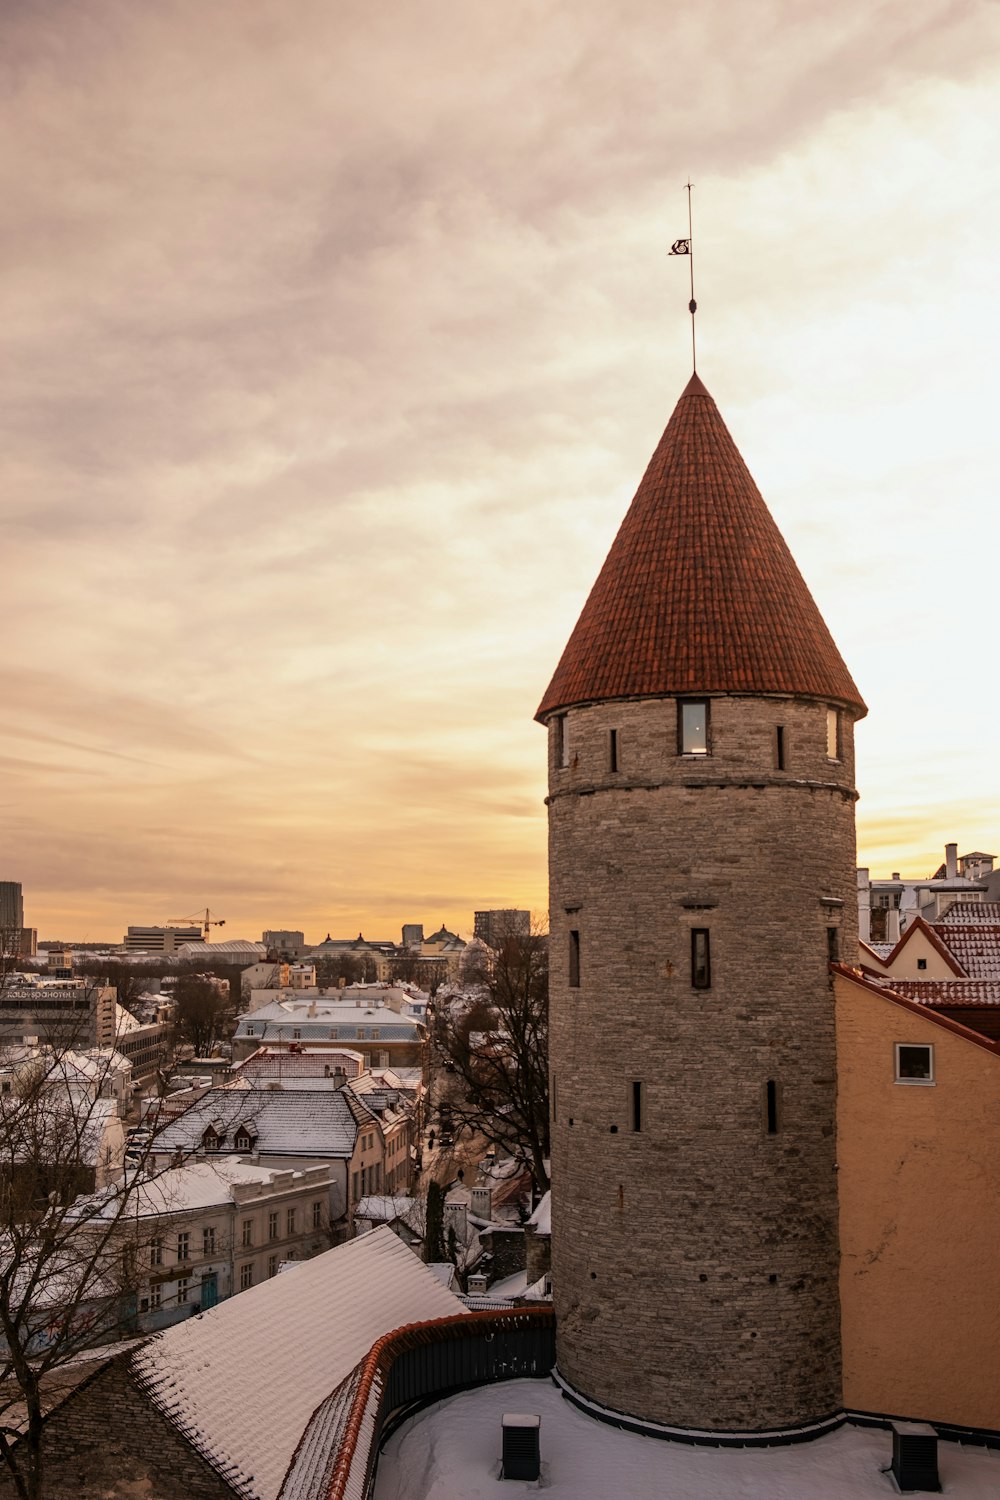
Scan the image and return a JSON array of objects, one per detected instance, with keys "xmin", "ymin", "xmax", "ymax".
[
  {"xmin": 826, "ymin": 708, "xmax": 841, "ymax": 761},
  {"xmin": 691, "ymin": 929, "xmax": 711, "ymax": 989},
  {"xmin": 568, "ymin": 930, "xmax": 581, "ymax": 989},
  {"xmin": 609, "ymin": 728, "xmax": 619, "ymax": 773},
  {"xmin": 765, "ymin": 1079, "xmax": 780, "ymax": 1134},
  {"xmin": 827, "ymin": 926, "xmax": 840, "ymax": 962},
  {"xmin": 679, "ymin": 700, "xmax": 709, "ymax": 755},
  {"xmin": 775, "ymin": 725, "xmax": 786, "ymax": 770},
  {"xmin": 554, "ymin": 715, "xmax": 569, "ymax": 768}
]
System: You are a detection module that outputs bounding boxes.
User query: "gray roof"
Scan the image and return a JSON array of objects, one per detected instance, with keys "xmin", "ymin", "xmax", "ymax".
[
  {"xmin": 154, "ymin": 1088, "xmax": 357, "ymax": 1158},
  {"xmin": 233, "ymin": 1000, "xmax": 422, "ymax": 1045}
]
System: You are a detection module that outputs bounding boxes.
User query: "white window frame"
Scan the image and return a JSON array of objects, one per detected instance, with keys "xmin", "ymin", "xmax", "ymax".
[{"xmin": 894, "ymin": 1042, "xmax": 935, "ymax": 1086}]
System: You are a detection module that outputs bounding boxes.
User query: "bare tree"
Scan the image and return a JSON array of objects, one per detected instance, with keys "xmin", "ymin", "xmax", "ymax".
[
  {"xmin": 171, "ymin": 973, "xmax": 233, "ymax": 1057},
  {"xmin": 433, "ymin": 919, "xmax": 550, "ymax": 1194},
  {"xmin": 0, "ymin": 991, "xmax": 177, "ymax": 1500}
]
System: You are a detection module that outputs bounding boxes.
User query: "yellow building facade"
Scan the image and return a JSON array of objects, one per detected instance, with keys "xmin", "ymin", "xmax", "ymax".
[{"xmin": 836, "ymin": 967, "xmax": 1000, "ymax": 1432}]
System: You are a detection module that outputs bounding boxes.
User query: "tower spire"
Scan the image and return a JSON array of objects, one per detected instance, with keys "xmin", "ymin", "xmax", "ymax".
[{"xmin": 669, "ymin": 181, "xmax": 697, "ymax": 372}]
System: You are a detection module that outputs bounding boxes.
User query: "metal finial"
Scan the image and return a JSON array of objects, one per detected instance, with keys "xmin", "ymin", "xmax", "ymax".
[{"xmin": 669, "ymin": 180, "xmax": 697, "ymax": 371}]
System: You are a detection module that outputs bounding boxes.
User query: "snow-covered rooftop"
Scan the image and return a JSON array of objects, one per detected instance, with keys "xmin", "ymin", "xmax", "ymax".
[
  {"xmin": 131, "ymin": 1226, "xmax": 466, "ymax": 1500},
  {"xmin": 75, "ymin": 1157, "xmax": 329, "ymax": 1220},
  {"xmin": 373, "ymin": 1379, "xmax": 1000, "ymax": 1499},
  {"xmin": 234, "ymin": 999, "xmax": 422, "ymax": 1041},
  {"xmin": 153, "ymin": 1087, "xmax": 358, "ymax": 1158}
]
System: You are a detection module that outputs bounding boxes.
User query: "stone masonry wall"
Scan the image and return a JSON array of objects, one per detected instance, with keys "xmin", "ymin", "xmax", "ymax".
[
  {"xmin": 0, "ymin": 1355, "xmax": 236, "ymax": 1500},
  {"xmin": 546, "ymin": 692, "xmax": 859, "ymax": 1432}
]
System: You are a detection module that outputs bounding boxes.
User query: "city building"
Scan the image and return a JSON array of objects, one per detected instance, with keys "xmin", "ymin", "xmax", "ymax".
[
  {"xmin": 261, "ymin": 929, "xmax": 306, "ymax": 958},
  {"xmin": 0, "ymin": 881, "xmax": 24, "ymax": 932},
  {"xmin": 124, "ymin": 925, "xmax": 203, "ymax": 955},
  {"xmin": 232, "ymin": 988, "xmax": 426, "ymax": 1069},
  {"xmin": 537, "ymin": 371, "xmax": 866, "ymax": 1435},
  {"xmin": 473, "ymin": 909, "xmax": 530, "ymax": 948},
  {"xmin": 858, "ymin": 843, "xmax": 996, "ymax": 944},
  {"xmin": 74, "ymin": 1156, "xmax": 332, "ymax": 1331}
]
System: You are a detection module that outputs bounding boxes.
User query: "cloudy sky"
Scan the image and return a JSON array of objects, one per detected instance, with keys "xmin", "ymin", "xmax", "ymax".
[{"xmin": 2, "ymin": 1, "xmax": 998, "ymax": 942}]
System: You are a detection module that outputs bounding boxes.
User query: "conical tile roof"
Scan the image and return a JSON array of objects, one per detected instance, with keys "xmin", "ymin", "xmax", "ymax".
[{"xmin": 536, "ymin": 373, "xmax": 866, "ymax": 720}]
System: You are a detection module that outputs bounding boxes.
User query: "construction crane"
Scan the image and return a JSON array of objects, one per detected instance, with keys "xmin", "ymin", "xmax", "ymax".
[{"xmin": 167, "ymin": 908, "xmax": 227, "ymax": 938}]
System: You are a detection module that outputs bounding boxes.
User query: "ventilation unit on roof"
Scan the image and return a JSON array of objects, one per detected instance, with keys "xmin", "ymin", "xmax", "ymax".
[
  {"xmin": 889, "ymin": 1422, "xmax": 940, "ymax": 1493},
  {"xmin": 501, "ymin": 1414, "xmax": 540, "ymax": 1482}
]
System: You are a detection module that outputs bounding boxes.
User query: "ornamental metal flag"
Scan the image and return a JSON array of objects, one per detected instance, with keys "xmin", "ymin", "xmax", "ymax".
[{"xmin": 669, "ymin": 238, "xmax": 691, "ymax": 255}]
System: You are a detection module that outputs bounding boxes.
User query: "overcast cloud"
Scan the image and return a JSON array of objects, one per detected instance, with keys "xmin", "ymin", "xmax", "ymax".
[{"xmin": 2, "ymin": 1, "xmax": 998, "ymax": 938}]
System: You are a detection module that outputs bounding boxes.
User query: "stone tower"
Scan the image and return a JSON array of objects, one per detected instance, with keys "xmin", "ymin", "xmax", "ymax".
[{"xmin": 537, "ymin": 371, "xmax": 866, "ymax": 1436}]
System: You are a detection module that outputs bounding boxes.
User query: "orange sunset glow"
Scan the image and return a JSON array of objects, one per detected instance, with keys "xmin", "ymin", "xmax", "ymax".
[{"xmin": 2, "ymin": 2, "xmax": 998, "ymax": 942}]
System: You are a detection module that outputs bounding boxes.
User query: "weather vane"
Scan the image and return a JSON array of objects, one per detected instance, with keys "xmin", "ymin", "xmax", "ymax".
[{"xmin": 669, "ymin": 181, "xmax": 697, "ymax": 372}]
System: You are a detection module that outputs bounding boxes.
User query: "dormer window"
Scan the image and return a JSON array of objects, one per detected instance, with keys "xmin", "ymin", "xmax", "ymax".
[
  {"xmin": 202, "ymin": 1126, "xmax": 221, "ymax": 1150},
  {"xmin": 679, "ymin": 700, "xmax": 709, "ymax": 756},
  {"xmin": 234, "ymin": 1125, "xmax": 258, "ymax": 1151}
]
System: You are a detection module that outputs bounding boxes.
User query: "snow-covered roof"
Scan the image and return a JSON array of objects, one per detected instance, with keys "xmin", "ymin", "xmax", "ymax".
[
  {"xmin": 131, "ymin": 1226, "xmax": 466, "ymax": 1500},
  {"xmin": 178, "ymin": 939, "xmax": 268, "ymax": 958},
  {"xmin": 73, "ymin": 1158, "xmax": 329, "ymax": 1220},
  {"xmin": 377, "ymin": 1379, "xmax": 1000, "ymax": 1499},
  {"xmin": 527, "ymin": 1191, "xmax": 551, "ymax": 1235},
  {"xmin": 234, "ymin": 999, "xmax": 422, "ymax": 1039},
  {"xmin": 153, "ymin": 1088, "xmax": 357, "ymax": 1158}
]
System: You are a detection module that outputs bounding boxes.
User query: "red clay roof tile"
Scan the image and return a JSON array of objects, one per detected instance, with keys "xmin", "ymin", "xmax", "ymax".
[{"xmin": 537, "ymin": 375, "xmax": 866, "ymax": 721}]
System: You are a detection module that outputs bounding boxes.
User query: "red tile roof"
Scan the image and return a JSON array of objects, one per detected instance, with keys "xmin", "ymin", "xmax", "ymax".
[
  {"xmin": 930, "ymin": 924, "xmax": 1000, "ymax": 980},
  {"xmin": 935, "ymin": 902, "xmax": 1000, "ymax": 925},
  {"xmin": 870, "ymin": 916, "xmax": 967, "ymax": 976},
  {"xmin": 874, "ymin": 978, "xmax": 1000, "ymax": 1008},
  {"xmin": 833, "ymin": 965, "xmax": 1000, "ymax": 1054},
  {"xmin": 537, "ymin": 373, "xmax": 866, "ymax": 721}
]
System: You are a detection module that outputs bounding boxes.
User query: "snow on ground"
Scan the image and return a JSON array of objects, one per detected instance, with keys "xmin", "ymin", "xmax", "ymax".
[{"xmin": 373, "ymin": 1380, "xmax": 1000, "ymax": 1500}]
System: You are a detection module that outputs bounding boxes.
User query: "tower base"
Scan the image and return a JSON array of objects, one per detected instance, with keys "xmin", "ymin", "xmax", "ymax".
[{"xmin": 551, "ymin": 1368, "xmax": 845, "ymax": 1448}]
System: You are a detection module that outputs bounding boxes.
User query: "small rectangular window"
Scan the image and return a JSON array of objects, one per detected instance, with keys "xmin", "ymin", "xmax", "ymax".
[
  {"xmin": 150, "ymin": 1238, "xmax": 163, "ymax": 1268},
  {"xmin": 609, "ymin": 728, "xmax": 619, "ymax": 773},
  {"xmin": 679, "ymin": 700, "xmax": 709, "ymax": 755},
  {"xmin": 240, "ymin": 1263, "xmax": 254, "ymax": 1290},
  {"xmin": 826, "ymin": 708, "xmax": 840, "ymax": 760},
  {"xmin": 775, "ymin": 725, "xmax": 785, "ymax": 770},
  {"xmin": 241, "ymin": 1218, "xmax": 253, "ymax": 1248},
  {"xmin": 765, "ymin": 1080, "xmax": 780, "ymax": 1134},
  {"xmin": 177, "ymin": 1278, "xmax": 189, "ymax": 1305},
  {"xmin": 268, "ymin": 1255, "xmax": 279, "ymax": 1278},
  {"xmin": 287, "ymin": 1208, "xmax": 296, "ymax": 1236},
  {"xmin": 555, "ymin": 715, "xmax": 569, "ymax": 768},
  {"xmin": 203, "ymin": 1226, "xmax": 216, "ymax": 1256},
  {"xmin": 895, "ymin": 1043, "xmax": 934, "ymax": 1084},
  {"xmin": 827, "ymin": 926, "xmax": 840, "ymax": 962},
  {"xmin": 691, "ymin": 929, "xmax": 711, "ymax": 989},
  {"xmin": 569, "ymin": 929, "xmax": 581, "ymax": 988},
  {"xmin": 149, "ymin": 1284, "xmax": 161, "ymax": 1310},
  {"xmin": 176, "ymin": 1233, "xmax": 190, "ymax": 1263},
  {"xmin": 631, "ymin": 1081, "xmax": 643, "ymax": 1133},
  {"xmin": 916, "ymin": 957, "xmax": 927, "ymax": 970},
  {"xmin": 312, "ymin": 1200, "xmax": 323, "ymax": 1229},
  {"xmin": 268, "ymin": 1210, "xmax": 279, "ymax": 1240},
  {"xmin": 551, "ymin": 1072, "xmax": 557, "ymax": 1123}
]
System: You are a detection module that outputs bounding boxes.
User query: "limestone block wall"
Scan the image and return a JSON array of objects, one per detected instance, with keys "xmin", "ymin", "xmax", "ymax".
[{"xmin": 546, "ymin": 693, "xmax": 858, "ymax": 1432}]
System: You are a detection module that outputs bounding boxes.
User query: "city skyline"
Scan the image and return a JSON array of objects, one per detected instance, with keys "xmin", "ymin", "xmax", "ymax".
[{"xmin": 3, "ymin": 2, "xmax": 998, "ymax": 940}]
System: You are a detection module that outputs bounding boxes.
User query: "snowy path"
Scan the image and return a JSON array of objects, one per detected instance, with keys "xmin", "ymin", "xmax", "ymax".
[{"xmin": 374, "ymin": 1379, "xmax": 1000, "ymax": 1499}]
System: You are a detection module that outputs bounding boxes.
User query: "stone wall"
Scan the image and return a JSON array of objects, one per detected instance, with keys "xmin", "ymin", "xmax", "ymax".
[
  {"xmin": 546, "ymin": 692, "xmax": 859, "ymax": 1432},
  {"xmin": 0, "ymin": 1355, "xmax": 235, "ymax": 1500}
]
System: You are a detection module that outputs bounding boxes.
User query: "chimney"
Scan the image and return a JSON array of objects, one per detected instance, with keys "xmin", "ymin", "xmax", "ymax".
[{"xmin": 945, "ymin": 843, "xmax": 958, "ymax": 879}]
